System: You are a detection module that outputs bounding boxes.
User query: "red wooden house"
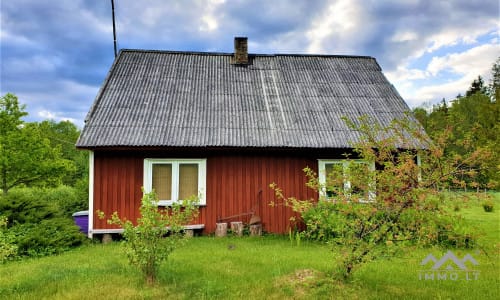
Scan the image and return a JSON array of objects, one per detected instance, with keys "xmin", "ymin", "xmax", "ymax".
[{"xmin": 76, "ymin": 37, "xmax": 419, "ymax": 238}]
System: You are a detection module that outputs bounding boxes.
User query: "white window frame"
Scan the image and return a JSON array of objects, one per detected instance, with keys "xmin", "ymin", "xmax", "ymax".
[
  {"xmin": 318, "ymin": 159, "xmax": 376, "ymax": 202},
  {"xmin": 143, "ymin": 158, "xmax": 207, "ymax": 206}
]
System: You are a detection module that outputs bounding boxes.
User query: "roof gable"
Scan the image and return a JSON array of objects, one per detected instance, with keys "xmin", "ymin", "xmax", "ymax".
[{"xmin": 77, "ymin": 49, "xmax": 416, "ymax": 149}]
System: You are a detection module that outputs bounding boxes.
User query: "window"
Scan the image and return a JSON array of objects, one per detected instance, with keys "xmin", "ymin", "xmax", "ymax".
[
  {"xmin": 318, "ymin": 159, "xmax": 375, "ymax": 202},
  {"xmin": 144, "ymin": 159, "xmax": 207, "ymax": 206}
]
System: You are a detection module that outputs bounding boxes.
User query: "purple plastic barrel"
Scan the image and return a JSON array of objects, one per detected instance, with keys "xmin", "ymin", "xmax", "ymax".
[{"xmin": 72, "ymin": 211, "xmax": 89, "ymax": 234}]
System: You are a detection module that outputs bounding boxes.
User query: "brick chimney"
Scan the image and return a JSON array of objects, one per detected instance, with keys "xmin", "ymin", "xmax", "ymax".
[{"xmin": 232, "ymin": 37, "xmax": 248, "ymax": 65}]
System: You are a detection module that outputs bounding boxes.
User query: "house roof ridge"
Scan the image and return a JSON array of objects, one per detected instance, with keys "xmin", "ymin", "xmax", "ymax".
[{"xmin": 119, "ymin": 48, "xmax": 375, "ymax": 60}]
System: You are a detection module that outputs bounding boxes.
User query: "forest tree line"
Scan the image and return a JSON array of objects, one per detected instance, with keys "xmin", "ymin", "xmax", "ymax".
[{"xmin": 413, "ymin": 57, "xmax": 499, "ymax": 190}]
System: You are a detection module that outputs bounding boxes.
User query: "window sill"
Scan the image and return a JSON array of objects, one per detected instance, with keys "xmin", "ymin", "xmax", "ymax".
[{"xmin": 156, "ymin": 200, "xmax": 206, "ymax": 207}]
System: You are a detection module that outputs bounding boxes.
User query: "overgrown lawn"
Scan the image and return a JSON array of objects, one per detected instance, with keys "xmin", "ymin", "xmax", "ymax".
[{"xmin": 1, "ymin": 193, "xmax": 498, "ymax": 299}]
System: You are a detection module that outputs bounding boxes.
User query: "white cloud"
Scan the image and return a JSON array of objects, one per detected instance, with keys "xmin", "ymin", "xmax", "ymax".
[
  {"xmin": 37, "ymin": 110, "xmax": 56, "ymax": 119},
  {"xmin": 0, "ymin": 30, "xmax": 38, "ymax": 48},
  {"xmin": 391, "ymin": 30, "xmax": 419, "ymax": 43},
  {"xmin": 404, "ymin": 78, "xmax": 472, "ymax": 107},
  {"xmin": 198, "ymin": 0, "xmax": 225, "ymax": 32},
  {"xmin": 14, "ymin": 80, "xmax": 98, "ymax": 127},
  {"xmin": 386, "ymin": 66, "xmax": 427, "ymax": 82},
  {"xmin": 426, "ymin": 43, "xmax": 499, "ymax": 77},
  {"xmin": 426, "ymin": 25, "xmax": 497, "ymax": 53},
  {"xmin": 79, "ymin": 9, "xmax": 113, "ymax": 35},
  {"xmin": 390, "ymin": 42, "xmax": 499, "ymax": 107},
  {"xmin": 5, "ymin": 55, "xmax": 62, "ymax": 73},
  {"xmin": 37, "ymin": 109, "xmax": 77, "ymax": 124},
  {"xmin": 306, "ymin": 0, "xmax": 364, "ymax": 54},
  {"xmin": 199, "ymin": 15, "xmax": 218, "ymax": 32}
]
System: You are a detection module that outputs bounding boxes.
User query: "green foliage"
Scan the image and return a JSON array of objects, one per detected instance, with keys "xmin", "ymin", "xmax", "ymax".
[
  {"xmin": 99, "ymin": 190, "xmax": 199, "ymax": 285},
  {"xmin": 300, "ymin": 199, "xmax": 475, "ymax": 248},
  {"xmin": 271, "ymin": 115, "xmax": 488, "ymax": 280},
  {"xmin": 0, "ymin": 93, "xmax": 27, "ymax": 133},
  {"xmin": 300, "ymin": 201, "xmax": 340, "ymax": 242},
  {"xmin": 0, "ymin": 188, "xmax": 61, "ymax": 226},
  {"xmin": 0, "ymin": 187, "xmax": 88, "ymax": 257},
  {"xmin": 412, "ymin": 60, "xmax": 500, "ymax": 190},
  {"xmin": 8, "ymin": 218, "xmax": 86, "ymax": 257},
  {"xmin": 0, "ymin": 186, "xmax": 87, "ymax": 224},
  {"xmin": 0, "ymin": 217, "xmax": 17, "ymax": 262},
  {"xmin": 0, "ymin": 94, "xmax": 76, "ymax": 195},
  {"xmin": 37, "ymin": 120, "xmax": 88, "ymax": 186},
  {"xmin": 43, "ymin": 185, "xmax": 88, "ymax": 217},
  {"xmin": 489, "ymin": 57, "xmax": 500, "ymax": 101},
  {"xmin": 482, "ymin": 199, "xmax": 494, "ymax": 212}
]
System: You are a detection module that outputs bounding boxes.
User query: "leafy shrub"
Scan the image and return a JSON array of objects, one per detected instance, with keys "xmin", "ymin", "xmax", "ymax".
[
  {"xmin": 0, "ymin": 188, "xmax": 60, "ymax": 226},
  {"xmin": 0, "ymin": 186, "xmax": 87, "ymax": 222},
  {"xmin": 99, "ymin": 191, "xmax": 199, "ymax": 285},
  {"xmin": 74, "ymin": 178, "xmax": 89, "ymax": 210},
  {"xmin": 0, "ymin": 217, "xmax": 17, "ymax": 262},
  {"xmin": 271, "ymin": 116, "xmax": 490, "ymax": 279},
  {"xmin": 482, "ymin": 200, "xmax": 494, "ymax": 212},
  {"xmin": 43, "ymin": 185, "xmax": 87, "ymax": 217},
  {"xmin": 301, "ymin": 201, "xmax": 341, "ymax": 242},
  {"xmin": 8, "ymin": 218, "xmax": 86, "ymax": 257},
  {"xmin": 301, "ymin": 199, "xmax": 477, "ymax": 249},
  {"xmin": 0, "ymin": 187, "xmax": 88, "ymax": 258}
]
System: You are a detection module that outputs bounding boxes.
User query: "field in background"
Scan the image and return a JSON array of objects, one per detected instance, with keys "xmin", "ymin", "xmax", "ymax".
[{"xmin": 1, "ymin": 193, "xmax": 498, "ymax": 299}]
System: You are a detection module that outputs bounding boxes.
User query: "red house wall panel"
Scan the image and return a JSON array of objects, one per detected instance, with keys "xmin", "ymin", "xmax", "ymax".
[
  {"xmin": 92, "ymin": 153, "xmax": 144, "ymax": 230},
  {"xmin": 92, "ymin": 151, "xmax": 318, "ymax": 234}
]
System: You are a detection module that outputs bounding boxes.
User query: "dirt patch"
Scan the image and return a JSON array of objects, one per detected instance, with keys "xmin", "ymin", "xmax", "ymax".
[
  {"xmin": 290, "ymin": 269, "xmax": 319, "ymax": 284},
  {"xmin": 274, "ymin": 269, "xmax": 330, "ymax": 299}
]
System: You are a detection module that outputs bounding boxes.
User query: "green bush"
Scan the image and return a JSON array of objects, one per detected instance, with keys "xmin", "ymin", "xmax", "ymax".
[
  {"xmin": 300, "ymin": 201, "xmax": 339, "ymax": 241},
  {"xmin": 44, "ymin": 185, "xmax": 87, "ymax": 217},
  {"xmin": 99, "ymin": 191, "xmax": 199, "ymax": 285},
  {"xmin": 0, "ymin": 217, "xmax": 17, "ymax": 262},
  {"xmin": 8, "ymin": 218, "xmax": 86, "ymax": 257},
  {"xmin": 0, "ymin": 188, "xmax": 60, "ymax": 226},
  {"xmin": 434, "ymin": 214, "xmax": 476, "ymax": 248},
  {"xmin": 301, "ymin": 199, "xmax": 477, "ymax": 248},
  {"xmin": 0, "ymin": 186, "xmax": 87, "ymax": 223},
  {"xmin": 482, "ymin": 200, "xmax": 494, "ymax": 212},
  {"xmin": 0, "ymin": 187, "xmax": 88, "ymax": 258}
]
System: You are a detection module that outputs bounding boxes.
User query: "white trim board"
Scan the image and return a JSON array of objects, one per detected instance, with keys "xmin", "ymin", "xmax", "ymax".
[
  {"xmin": 88, "ymin": 151, "xmax": 94, "ymax": 238},
  {"xmin": 91, "ymin": 224, "xmax": 205, "ymax": 235}
]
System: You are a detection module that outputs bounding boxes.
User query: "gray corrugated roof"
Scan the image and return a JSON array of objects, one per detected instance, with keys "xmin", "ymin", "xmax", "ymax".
[{"xmin": 77, "ymin": 49, "xmax": 420, "ymax": 149}]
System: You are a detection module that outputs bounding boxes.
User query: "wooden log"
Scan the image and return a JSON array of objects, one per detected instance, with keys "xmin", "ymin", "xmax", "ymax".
[
  {"xmin": 249, "ymin": 224, "xmax": 262, "ymax": 236},
  {"xmin": 215, "ymin": 222, "xmax": 228, "ymax": 237},
  {"xmin": 230, "ymin": 221, "xmax": 244, "ymax": 237}
]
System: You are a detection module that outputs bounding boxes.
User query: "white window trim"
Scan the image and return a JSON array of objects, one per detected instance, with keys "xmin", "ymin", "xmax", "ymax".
[
  {"xmin": 143, "ymin": 158, "xmax": 207, "ymax": 206},
  {"xmin": 318, "ymin": 159, "xmax": 376, "ymax": 202},
  {"xmin": 416, "ymin": 153, "xmax": 422, "ymax": 182},
  {"xmin": 88, "ymin": 151, "xmax": 94, "ymax": 238}
]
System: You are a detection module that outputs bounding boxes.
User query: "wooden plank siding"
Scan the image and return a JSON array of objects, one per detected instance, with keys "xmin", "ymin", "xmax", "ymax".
[{"xmin": 92, "ymin": 151, "xmax": 320, "ymax": 234}]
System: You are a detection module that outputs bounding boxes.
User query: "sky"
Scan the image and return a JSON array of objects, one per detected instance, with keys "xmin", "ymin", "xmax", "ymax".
[{"xmin": 1, "ymin": 0, "xmax": 499, "ymax": 127}]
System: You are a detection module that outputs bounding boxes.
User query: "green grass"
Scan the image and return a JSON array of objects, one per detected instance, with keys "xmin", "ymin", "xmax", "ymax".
[{"xmin": 1, "ymin": 193, "xmax": 499, "ymax": 299}]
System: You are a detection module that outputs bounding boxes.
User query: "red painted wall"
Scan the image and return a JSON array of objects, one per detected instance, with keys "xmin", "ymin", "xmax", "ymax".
[{"xmin": 92, "ymin": 151, "xmax": 319, "ymax": 234}]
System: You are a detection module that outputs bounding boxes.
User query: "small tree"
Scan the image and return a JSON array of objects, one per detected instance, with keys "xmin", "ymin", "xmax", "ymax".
[
  {"xmin": 99, "ymin": 190, "xmax": 199, "ymax": 285},
  {"xmin": 271, "ymin": 116, "xmax": 490, "ymax": 279}
]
